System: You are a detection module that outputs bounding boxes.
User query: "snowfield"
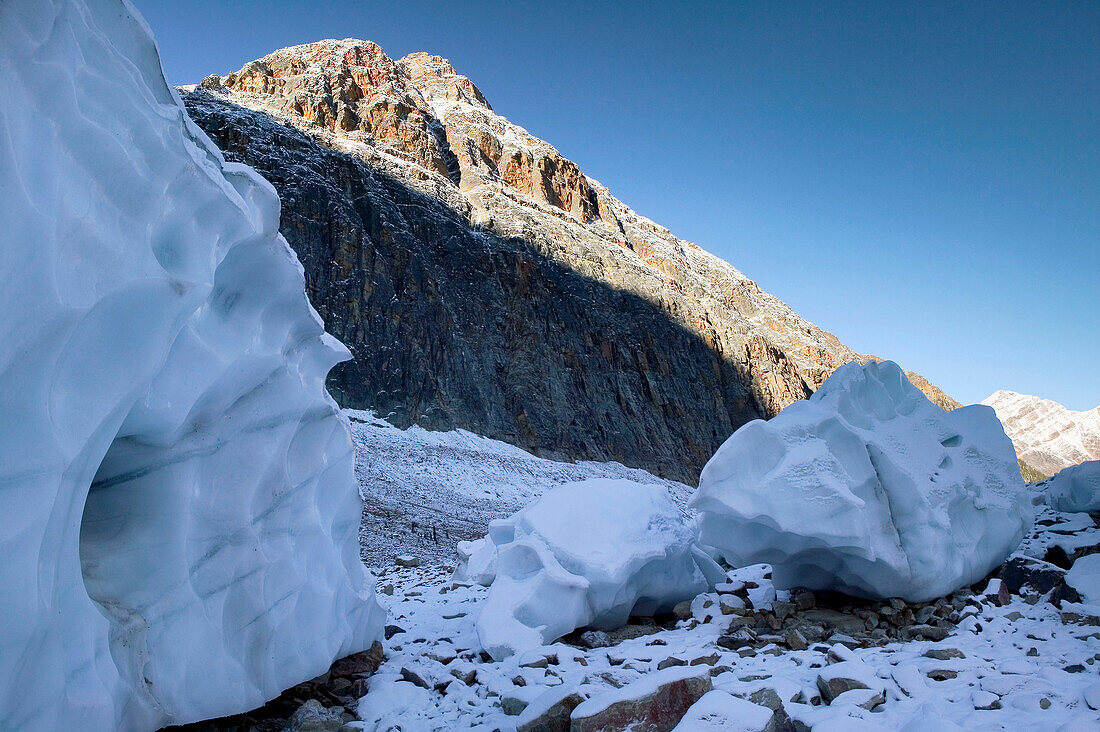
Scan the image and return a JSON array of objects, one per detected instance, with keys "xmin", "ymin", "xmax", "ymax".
[
  {"xmin": 346, "ymin": 409, "xmax": 694, "ymax": 568},
  {"xmin": 344, "ymin": 411, "xmax": 1100, "ymax": 731},
  {"xmin": 362, "ymin": 505, "xmax": 1100, "ymax": 731}
]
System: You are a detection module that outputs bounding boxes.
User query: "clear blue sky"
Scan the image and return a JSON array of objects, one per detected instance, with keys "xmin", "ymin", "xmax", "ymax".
[{"xmin": 137, "ymin": 0, "xmax": 1099, "ymax": 411}]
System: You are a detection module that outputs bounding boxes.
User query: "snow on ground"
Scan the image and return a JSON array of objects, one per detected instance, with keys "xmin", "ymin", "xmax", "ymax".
[
  {"xmin": 354, "ymin": 507, "xmax": 1100, "ymax": 729},
  {"xmin": 346, "ymin": 410, "xmax": 693, "ymax": 567},
  {"xmin": 346, "ymin": 408, "xmax": 1099, "ymax": 730}
]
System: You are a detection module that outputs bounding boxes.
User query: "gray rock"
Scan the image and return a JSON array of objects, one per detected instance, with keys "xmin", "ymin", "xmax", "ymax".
[
  {"xmin": 785, "ymin": 629, "xmax": 808, "ymax": 651},
  {"xmin": 672, "ymin": 600, "xmax": 693, "ymax": 620},
  {"xmin": 690, "ymin": 653, "xmax": 719, "ymax": 666},
  {"xmin": 791, "ymin": 589, "xmax": 816, "ymax": 611},
  {"xmin": 717, "ymin": 628, "xmax": 756, "ymax": 650},
  {"xmin": 816, "ymin": 674, "xmax": 869, "ymax": 704},
  {"xmin": 570, "ymin": 673, "xmax": 712, "ymax": 732},
  {"xmin": 516, "ymin": 690, "xmax": 584, "ymax": 732},
  {"xmin": 923, "ymin": 647, "xmax": 965, "ymax": 660},
  {"xmin": 902, "ymin": 624, "xmax": 949, "ymax": 642},
  {"xmin": 580, "ymin": 630, "xmax": 612, "ymax": 649},
  {"xmin": 286, "ymin": 699, "xmax": 345, "ymax": 732},
  {"xmin": 772, "ymin": 601, "xmax": 795, "ymax": 622},
  {"xmin": 400, "ymin": 667, "xmax": 430, "ymax": 689},
  {"xmin": 502, "ymin": 695, "xmax": 529, "ymax": 715}
]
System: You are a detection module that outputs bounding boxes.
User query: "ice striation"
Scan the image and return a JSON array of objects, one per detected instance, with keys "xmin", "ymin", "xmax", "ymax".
[
  {"xmin": 1037, "ymin": 460, "xmax": 1100, "ymax": 513},
  {"xmin": 0, "ymin": 1, "xmax": 383, "ymax": 729},
  {"xmin": 469, "ymin": 479, "xmax": 722, "ymax": 660},
  {"xmin": 691, "ymin": 361, "xmax": 1033, "ymax": 602}
]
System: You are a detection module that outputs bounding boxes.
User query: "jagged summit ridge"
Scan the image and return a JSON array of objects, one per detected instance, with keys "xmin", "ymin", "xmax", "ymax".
[
  {"xmin": 185, "ymin": 39, "xmax": 956, "ymax": 480},
  {"xmin": 982, "ymin": 390, "xmax": 1100, "ymax": 476}
]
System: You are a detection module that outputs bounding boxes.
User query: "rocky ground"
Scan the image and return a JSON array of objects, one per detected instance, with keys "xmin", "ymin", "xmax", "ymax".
[{"xmin": 166, "ymin": 504, "xmax": 1100, "ymax": 731}]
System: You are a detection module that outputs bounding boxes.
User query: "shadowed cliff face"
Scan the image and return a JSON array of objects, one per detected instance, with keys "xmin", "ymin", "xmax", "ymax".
[
  {"xmin": 184, "ymin": 89, "xmax": 767, "ymax": 483},
  {"xmin": 180, "ymin": 40, "xmax": 958, "ymax": 482}
]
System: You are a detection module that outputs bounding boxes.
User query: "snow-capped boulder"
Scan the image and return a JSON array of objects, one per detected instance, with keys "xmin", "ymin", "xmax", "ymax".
[
  {"xmin": 691, "ymin": 360, "xmax": 1033, "ymax": 602},
  {"xmin": 0, "ymin": 1, "xmax": 383, "ymax": 729},
  {"xmin": 1037, "ymin": 460, "xmax": 1100, "ymax": 513},
  {"xmin": 474, "ymin": 479, "xmax": 721, "ymax": 660}
]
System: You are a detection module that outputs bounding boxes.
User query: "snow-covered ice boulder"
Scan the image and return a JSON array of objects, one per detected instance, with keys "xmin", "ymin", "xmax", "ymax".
[
  {"xmin": 1066, "ymin": 554, "xmax": 1100, "ymax": 605},
  {"xmin": 454, "ymin": 535, "xmax": 499, "ymax": 586},
  {"xmin": 0, "ymin": 1, "xmax": 383, "ymax": 729},
  {"xmin": 1038, "ymin": 460, "xmax": 1100, "ymax": 513},
  {"xmin": 691, "ymin": 360, "xmax": 1033, "ymax": 602},
  {"xmin": 474, "ymin": 479, "xmax": 721, "ymax": 659}
]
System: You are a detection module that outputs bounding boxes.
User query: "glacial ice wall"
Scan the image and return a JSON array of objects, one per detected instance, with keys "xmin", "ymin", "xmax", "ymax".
[
  {"xmin": 691, "ymin": 361, "xmax": 1032, "ymax": 602},
  {"xmin": 0, "ymin": 1, "xmax": 383, "ymax": 729}
]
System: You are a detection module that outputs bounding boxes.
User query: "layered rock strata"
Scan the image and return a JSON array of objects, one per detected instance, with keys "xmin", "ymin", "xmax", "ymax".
[{"xmin": 183, "ymin": 39, "xmax": 953, "ymax": 481}]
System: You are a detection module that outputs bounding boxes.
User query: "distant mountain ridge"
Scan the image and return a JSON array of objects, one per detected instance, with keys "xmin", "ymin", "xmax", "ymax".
[
  {"xmin": 982, "ymin": 391, "xmax": 1100, "ymax": 477},
  {"xmin": 181, "ymin": 38, "xmax": 957, "ymax": 482}
]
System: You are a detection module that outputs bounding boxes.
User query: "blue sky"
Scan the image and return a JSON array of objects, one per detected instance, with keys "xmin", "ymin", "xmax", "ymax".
[{"xmin": 138, "ymin": 1, "xmax": 1098, "ymax": 411}]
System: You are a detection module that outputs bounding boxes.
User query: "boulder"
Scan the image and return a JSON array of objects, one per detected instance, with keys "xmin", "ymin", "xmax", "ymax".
[
  {"xmin": 692, "ymin": 361, "xmax": 1032, "ymax": 602},
  {"xmin": 570, "ymin": 667, "xmax": 712, "ymax": 732},
  {"xmin": 516, "ymin": 688, "xmax": 585, "ymax": 732},
  {"xmin": 474, "ymin": 480, "xmax": 721, "ymax": 659}
]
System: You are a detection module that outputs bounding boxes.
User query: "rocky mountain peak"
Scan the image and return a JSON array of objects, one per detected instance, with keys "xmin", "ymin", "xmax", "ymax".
[
  {"xmin": 982, "ymin": 391, "xmax": 1100, "ymax": 476},
  {"xmin": 207, "ymin": 38, "xmax": 600, "ymax": 221},
  {"xmin": 184, "ymin": 39, "xmax": 962, "ymax": 481}
]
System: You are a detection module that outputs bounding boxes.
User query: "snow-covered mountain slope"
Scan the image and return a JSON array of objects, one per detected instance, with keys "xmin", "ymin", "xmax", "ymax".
[
  {"xmin": 0, "ymin": 2, "xmax": 380, "ymax": 728},
  {"xmin": 346, "ymin": 410, "xmax": 692, "ymax": 567},
  {"xmin": 178, "ymin": 40, "xmax": 957, "ymax": 483},
  {"xmin": 982, "ymin": 391, "xmax": 1100, "ymax": 476}
]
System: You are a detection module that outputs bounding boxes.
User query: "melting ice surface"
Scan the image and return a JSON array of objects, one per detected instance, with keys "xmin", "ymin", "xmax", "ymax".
[
  {"xmin": 691, "ymin": 360, "xmax": 1033, "ymax": 602},
  {"xmin": 467, "ymin": 479, "xmax": 722, "ymax": 660},
  {"xmin": 0, "ymin": 0, "xmax": 382, "ymax": 728},
  {"xmin": 1038, "ymin": 459, "xmax": 1100, "ymax": 513}
]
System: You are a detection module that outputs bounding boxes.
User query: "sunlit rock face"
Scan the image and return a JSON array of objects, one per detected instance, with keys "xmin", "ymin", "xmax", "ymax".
[
  {"xmin": 183, "ymin": 40, "xmax": 958, "ymax": 484},
  {"xmin": 982, "ymin": 390, "xmax": 1100, "ymax": 476},
  {"xmin": 0, "ymin": 1, "xmax": 383, "ymax": 729}
]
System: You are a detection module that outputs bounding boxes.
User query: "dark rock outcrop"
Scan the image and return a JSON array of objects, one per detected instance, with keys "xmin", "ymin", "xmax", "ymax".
[
  {"xmin": 180, "ymin": 40, "xmax": 958, "ymax": 482},
  {"xmin": 183, "ymin": 90, "xmax": 763, "ymax": 482}
]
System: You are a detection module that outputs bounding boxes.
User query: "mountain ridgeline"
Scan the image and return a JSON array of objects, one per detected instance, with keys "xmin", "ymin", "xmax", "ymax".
[{"xmin": 181, "ymin": 39, "xmax": 958, "ymax": 483}]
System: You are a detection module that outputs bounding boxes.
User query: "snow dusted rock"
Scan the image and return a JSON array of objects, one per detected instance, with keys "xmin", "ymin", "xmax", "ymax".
[
  {"xmin": 671, "ymin": 690, "xmax": 777, "ymax": 731},
  {"xmin": 0, "ymin": 1, "xmax": 382, "ymax": 729},
  {"xmin": 570, "ymin": 666, "xmax": 713, "ymax": 732},
  {"xmin": 515, "ymin": 687, "xmax": 585, "ymax": 732},
  {"xmin": 692, "ymin": 360, "xmax": 1033, "ymax": 602},
  {"xmin": 1038, "ymin": 460, "xmax": 1100, "ymax": 513},
  {"xmin": 474, "ymin": 479, "xmax": 721, "ymax": 659}
]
